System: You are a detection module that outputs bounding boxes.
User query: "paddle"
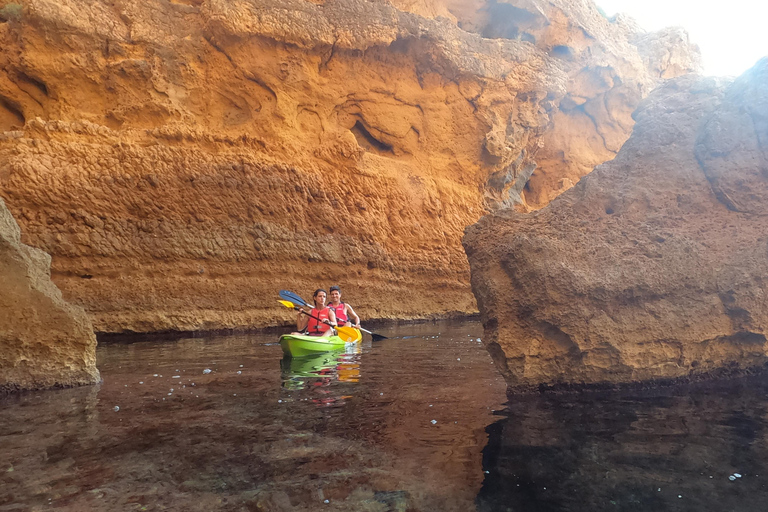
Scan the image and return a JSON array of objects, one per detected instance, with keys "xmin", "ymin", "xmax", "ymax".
[
  {"xmin": 279, "ymin": 290, "xmax": 388, "ymax": 341},
  {"xmin": 277, "ymin": 300, "xmax": 361, "ymax": 343}
]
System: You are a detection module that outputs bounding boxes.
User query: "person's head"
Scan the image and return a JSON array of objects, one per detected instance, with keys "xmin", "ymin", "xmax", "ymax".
[
  {"xmin": 329, "ymin": 285, "xmax": 341, "ymax": 303},
  {"xmin": 312, "ymin": 288, "xmax": 328, "ymax": 308}
]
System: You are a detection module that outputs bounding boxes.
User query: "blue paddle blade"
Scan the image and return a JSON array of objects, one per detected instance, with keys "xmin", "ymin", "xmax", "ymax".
[{"xmin": 279, "ymin": 290, "xmax": 310, "ymax": 307}]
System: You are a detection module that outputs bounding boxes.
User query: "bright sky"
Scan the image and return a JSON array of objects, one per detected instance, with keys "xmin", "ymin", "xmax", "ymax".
[{"xmin": 597, "ymin": 0, "xmax": 767, "ymax": 77}]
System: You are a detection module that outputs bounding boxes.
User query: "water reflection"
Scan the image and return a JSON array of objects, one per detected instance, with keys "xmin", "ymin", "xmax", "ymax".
[
  {"xmin": 280, "ymin": 352, "xmax": 362, "ymax": 413},
  {"xmin": 478, "ymin": 377, "xmax": 768, "ymax": 512},
  {"xmin": 280, "ymin": 346, "xmax": 361, "ymax": 390}
]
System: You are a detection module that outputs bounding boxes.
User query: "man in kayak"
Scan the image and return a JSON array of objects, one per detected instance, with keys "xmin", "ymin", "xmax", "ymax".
[
  {"xmin": 327, "ymin": 285, "xmax": 361, "ymax": 328},
  {"xmin": 296, "ymin": 288, "xmax": 337, "ymax": 337}
]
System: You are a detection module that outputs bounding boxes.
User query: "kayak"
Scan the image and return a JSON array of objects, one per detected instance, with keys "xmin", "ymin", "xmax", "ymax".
[{"xmin": 279, "ymin": 329, "xmax": 362, "ymax": 357}]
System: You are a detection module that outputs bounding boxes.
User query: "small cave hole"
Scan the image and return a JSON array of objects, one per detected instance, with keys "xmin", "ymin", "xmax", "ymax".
[
  {"xmin": 0, "ymin": 95, "xmax": 25, "ymax": 130},
  {"xmin": 481, "ymin": 3, "xmax": 538, "ymax": 42},
  {"xmin": 80, "ymin": 274, "xmax": 93, "ymax": 279},
  {"xmin": 351, "ymin": 120, "xmax": 393, "ymax": 155},
  {"xmin": 605, "ymin": 207, "xmax": 615, "ymax": 215},
  {"xmin": 18, "ymin": 72, "xmax": 49, "ymax": 97},
  {"xmin": 551, "ymin": 45, "xmax": 574, "ymax": 58}
]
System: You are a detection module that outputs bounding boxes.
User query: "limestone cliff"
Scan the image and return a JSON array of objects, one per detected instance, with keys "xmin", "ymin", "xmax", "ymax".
[
  {"xmin": 0, "ymin": 0, "xmax": 696, "ymax": 333},
  {"xmin": 1, "ymin": 196, "xmax": 99, "ymax": 391},
  {"xmin": 392, "ymin": 0, "xmax": 702, "ymax": 209},
  {"xmin": 464, "ymin": 59, "xmax": 768, "ymax": 391}
]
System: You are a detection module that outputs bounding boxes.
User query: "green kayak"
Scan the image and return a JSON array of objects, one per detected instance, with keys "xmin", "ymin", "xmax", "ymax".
[{"xmin": 279, "ymin": 331, "xmax": 360, "ymax": 357}]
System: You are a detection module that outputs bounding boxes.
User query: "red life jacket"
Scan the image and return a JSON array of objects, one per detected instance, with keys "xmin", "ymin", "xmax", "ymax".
[
  {"xmin": 328, "ymin": 302, "xmax": 348, "ymax": 325},
  {"xmin": 306, "ymin": 307, "xmax": 331, "ymax": 335}
]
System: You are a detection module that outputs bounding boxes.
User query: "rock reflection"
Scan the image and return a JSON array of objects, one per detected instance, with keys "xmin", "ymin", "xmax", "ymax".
[{"xmin": 478, "ymin": 376, "xmax": 768, "ymax": 512}]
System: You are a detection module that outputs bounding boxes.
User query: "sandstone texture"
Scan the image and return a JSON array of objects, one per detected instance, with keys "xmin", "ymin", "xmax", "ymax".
[
  {"xmin": 464, "ymin": 59, "xmax": 768, "ymax": 391},
  {"xmin": 0, "ymin": 0, "xmax": 696, "ymax": 333},
  {"xmin": 0, "ymin": 196, "xmax": 99, "ymax": 391}
]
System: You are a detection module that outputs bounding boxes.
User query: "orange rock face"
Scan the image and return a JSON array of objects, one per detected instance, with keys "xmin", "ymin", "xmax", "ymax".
[
  {"xmin": 464, "ymin": 60, "xmax": 768, "ymax": 391},
  {"xmin": 393, "ymin": 0, "xmax": 701, "ymax": 209},
  {"xmin": 0, "ymin": 0, "xmax": 696, "ymax": 333}
]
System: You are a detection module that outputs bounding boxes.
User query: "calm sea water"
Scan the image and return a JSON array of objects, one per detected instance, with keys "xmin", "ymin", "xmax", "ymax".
[
  {"xmin": 2, "ymin": 320, "xmax": 768, "ymax": 511},
  {"xmin": 0, "ymin": 320, "xmax": 505, "ymax": 511}
]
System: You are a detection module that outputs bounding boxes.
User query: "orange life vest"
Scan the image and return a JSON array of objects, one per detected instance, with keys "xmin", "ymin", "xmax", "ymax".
[
  {"xmin": 327, "ymin": 302, "xmax": 348, "ymax": 325},
  {"xmin": 306, "ymin": 307, "xmax": 331, "ymax": 335}
]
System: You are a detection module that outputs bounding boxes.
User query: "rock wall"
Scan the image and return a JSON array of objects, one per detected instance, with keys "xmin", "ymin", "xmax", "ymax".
[
  {"xmin": 0, "ymin": 0, "xmax": 696, "ymax": 333},
  {"xmin": 393, "ymin": 0, "xmax": 701, "ymax": 209},
  {"xmin": 463, "ymin": 58, "xmax": 768, "ymax": 391},
  {"xmin": 0, "ymin": 196, "xmax": 99, "ymax": 391}
]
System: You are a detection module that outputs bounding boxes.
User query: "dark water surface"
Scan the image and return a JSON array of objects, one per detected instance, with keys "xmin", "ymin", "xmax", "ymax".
[
  {"xmin": 0, "ymin": 321, "xmax": 505, "ymax": 511},
  {"xmin": 2, "ymin": 320, "xmax": 768, "ymax": 511}
]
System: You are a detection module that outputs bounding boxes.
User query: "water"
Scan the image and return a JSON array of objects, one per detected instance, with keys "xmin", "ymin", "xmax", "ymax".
[
  {"xmin": 0, "ymin": 320, "xmax": 506, "ymax": 511},
  {"xmin": 479, "ymin": 381, "xmax": 768, "ymax": 512},
  {"xmin": 3, "ymin": 320, "xmax": 768, "ymax": 511}
]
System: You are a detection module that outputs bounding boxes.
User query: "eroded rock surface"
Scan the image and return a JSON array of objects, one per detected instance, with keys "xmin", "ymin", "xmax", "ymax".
[
  {"xmin": 464, "ymin": 59, "xmax": 768, "ymax": 391},
  {"xmin": 0, "ymin": 0, "xmax": 696, "ymax": 333},
  {"xmin": 393, "ymin": 0, "xmax": 702, "ymax": 209},
  {"xmin": 0, "ymin": 196, "xmax": 99, "ymax": 392}
]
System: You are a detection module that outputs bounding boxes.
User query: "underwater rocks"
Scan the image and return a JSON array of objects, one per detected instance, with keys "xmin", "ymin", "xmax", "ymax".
[
  {"xmin": 0, "ymin": 0, "xmax": 695, "ymax": 333},
  {"xmin": 0, "ymin": 196, "xmax": 99, "ymax": 392},
  {"xmin": 464, "ymin": 58, "xmax": 768, "ymax": 392}
]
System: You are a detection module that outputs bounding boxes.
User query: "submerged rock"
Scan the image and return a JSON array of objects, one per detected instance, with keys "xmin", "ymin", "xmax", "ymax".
[
  {"xmin": 463, "ymin": 58, "xmax": 768, "ymax": 392},
  {"xmin": 0, "ymin": 197, "xmax": 99, "ymax": 392}
]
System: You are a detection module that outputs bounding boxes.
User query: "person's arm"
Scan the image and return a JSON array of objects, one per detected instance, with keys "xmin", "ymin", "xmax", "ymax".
[
  {"xmin": 297, "ymin": 309, "xmax": 309, "ymax": 331},
  {"xmin": 345, "ymin": 304, "xmax": 361, "ymax": 328},
  {"xmin": 327, "ymin": 309, "xmax": 337, "ymax": 327}
]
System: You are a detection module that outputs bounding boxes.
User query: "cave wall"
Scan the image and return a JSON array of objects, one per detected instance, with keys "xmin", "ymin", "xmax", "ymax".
[{"xmin": 0, "ymin": 0, "xmax": 697, "ymax": 332}]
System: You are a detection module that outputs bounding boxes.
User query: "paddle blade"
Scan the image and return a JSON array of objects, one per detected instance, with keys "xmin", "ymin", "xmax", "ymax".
[
  {"xmin": 336, "ymin": 326, "xmax": 362, "ymax": 343},
  {"xmin": 279, "ymin": 290, "xmax": 310, "ymax": 307},
  {"xmin": 277, "ymin": 300, "xmax": 298, "ymax": 309}
]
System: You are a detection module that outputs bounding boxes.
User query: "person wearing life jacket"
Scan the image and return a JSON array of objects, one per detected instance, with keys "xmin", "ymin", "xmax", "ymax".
[
  {"xmin": 327, "ymin": 285, "xmax": 361, "ymax": 328},
  {"xmin": 295, "ymin": 288, "xmax": 337, "ymax": 337}
]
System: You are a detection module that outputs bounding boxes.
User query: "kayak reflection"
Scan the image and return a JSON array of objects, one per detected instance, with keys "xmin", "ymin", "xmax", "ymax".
[{"xmin": 280, "ymin": 345, "xmax": 361, "ymax": 391}]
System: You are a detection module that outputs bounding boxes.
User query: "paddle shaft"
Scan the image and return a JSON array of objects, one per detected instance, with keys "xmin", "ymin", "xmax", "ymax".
[
  {"xmin": 358, "ymin": 326, "xmax": 387, "ymax": 341},
  {"xmin": 294, "ymin": 307, "xmax": 334, "ymax": 328}
]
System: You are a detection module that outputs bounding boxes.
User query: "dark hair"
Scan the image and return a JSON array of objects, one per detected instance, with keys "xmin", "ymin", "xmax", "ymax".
[
  {"xmin": 313, "ymin": 288, "xmax": 328, "ymax": 298},
  {"xmin": 329, "ymin": 285, "xmax": 341, "ymax": 292}
]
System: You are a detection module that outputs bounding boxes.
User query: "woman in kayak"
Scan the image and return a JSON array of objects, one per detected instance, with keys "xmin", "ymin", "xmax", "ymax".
[
  {"xmin": 295, "ymin": 288, "xmax": 337, "ymax": 337},
  {"xmin": 327, "ymin": 285, "xmax": 361, "ymax": 328}
]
